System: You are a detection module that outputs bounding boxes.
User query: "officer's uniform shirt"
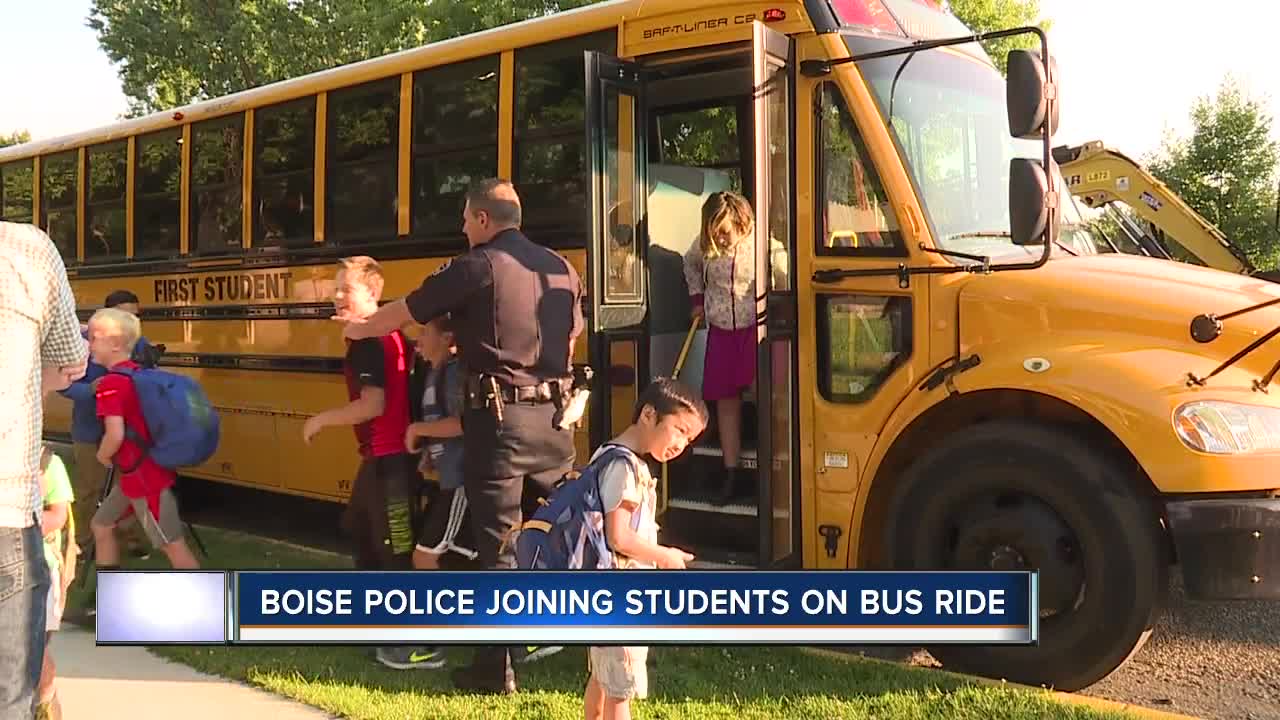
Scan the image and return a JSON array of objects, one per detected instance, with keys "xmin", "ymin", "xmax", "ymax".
[{"xmin": 404, "ymin": 229, "xmax": 584, "ymax": 387}]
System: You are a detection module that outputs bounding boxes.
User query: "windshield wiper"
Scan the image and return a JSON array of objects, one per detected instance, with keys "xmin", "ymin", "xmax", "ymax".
[
  {"xmin": 946, "ymin": 230, "xmax": 1078, "ymax": 257},
  {"xmin": 946, "ymin": 231, "xmax": 1012, "ymax": 240},
  {"xmin": 1186, "ymin": 295, "xmax": 1280, "ymax": 391}
]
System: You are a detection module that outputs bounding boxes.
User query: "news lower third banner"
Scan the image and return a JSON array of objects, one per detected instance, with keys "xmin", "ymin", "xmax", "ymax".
[{"xmin": 95, "ymin": 570, "xmax": 1038, "ymax": 646}]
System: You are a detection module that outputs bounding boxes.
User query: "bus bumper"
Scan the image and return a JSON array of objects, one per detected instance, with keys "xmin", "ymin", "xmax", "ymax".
[{"xmin": 1165, "ymin": 495, "xmax": 1280, "ymax": 600}]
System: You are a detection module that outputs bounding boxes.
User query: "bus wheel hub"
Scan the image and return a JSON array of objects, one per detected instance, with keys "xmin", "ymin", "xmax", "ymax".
[
  {"xmin": 951, "ymin": 496, "xmax": 1084, "ymax": 616},
  {"xmin": 988, "ymin": 544, "xmax": 1025, "ymax": 569}
]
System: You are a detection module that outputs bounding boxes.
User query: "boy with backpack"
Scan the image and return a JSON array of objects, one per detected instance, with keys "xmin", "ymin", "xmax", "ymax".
[
  {"xmin": 60, "ymin": 289, "xmax": 159, "ymax": 566},
  {"xmin": 514, "ymin": 377, "xmax": 707, "ymax": 718},
  {"xmin": 364, "ymin": 314, "xmax": 471, "ymax": 671},
  {"xmin": 87, "ymin": 307, "xmax": 201, "ymax": 571},
  {"xmin": 405, "ymin": 313, "xmax": 470, "ymax": 572}
]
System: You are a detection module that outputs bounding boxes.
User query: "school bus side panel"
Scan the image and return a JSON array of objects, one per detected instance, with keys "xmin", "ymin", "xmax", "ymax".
[{"xmin": 44, "ymin": 251, "xmax": 590, "ymax": 501}]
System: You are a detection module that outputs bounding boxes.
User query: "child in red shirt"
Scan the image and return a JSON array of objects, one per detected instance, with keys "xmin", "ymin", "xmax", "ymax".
[{"xmin": 87, "ymin": 307, "xmax": 200, "ymax": 571}]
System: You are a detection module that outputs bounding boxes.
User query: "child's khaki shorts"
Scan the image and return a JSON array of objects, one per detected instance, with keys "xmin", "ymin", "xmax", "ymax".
[
  {"xmin": 589, "ymin": 645, "xmax": 649, "ymax": 700},
  {"xmin": 46, "ymin": 565, "xmax": 63, "ymax": 632},
  {"xmin": 93, "ymin": 486, "xmax": 184, "ymax": 549}
]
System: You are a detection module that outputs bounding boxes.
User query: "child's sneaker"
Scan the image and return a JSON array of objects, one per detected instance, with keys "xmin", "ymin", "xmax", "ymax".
[
  {"xmin": 514, "ymin": 645, "xmax": 563, "ymax": 663},
  {"xmin": 375, "ymin": 646, "xmax": 445, "ymax": 670}
]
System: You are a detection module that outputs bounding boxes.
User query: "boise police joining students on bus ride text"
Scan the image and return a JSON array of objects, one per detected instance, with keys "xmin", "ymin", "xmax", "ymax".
[{"xmin": 343, "ymin": 179, "xmax": 587, "ymax": 694}]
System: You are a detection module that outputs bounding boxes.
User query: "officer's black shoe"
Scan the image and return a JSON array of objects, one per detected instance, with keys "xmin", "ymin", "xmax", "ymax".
[{"xmin": 451, "ymin": 666, "xmax": 516, "ymax": 695}]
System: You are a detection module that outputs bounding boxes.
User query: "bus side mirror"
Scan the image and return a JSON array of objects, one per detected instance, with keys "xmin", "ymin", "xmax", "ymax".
[
  {"xmin": 1006, "ymin": 49, "xmax": 1059, "ymax": 139},
  {"xmin": 1010, "ymin": 158, "xmax": 1060, "ymax": 246}
]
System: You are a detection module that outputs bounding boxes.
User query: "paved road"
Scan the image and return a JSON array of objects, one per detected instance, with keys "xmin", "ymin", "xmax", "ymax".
[
  {"xmin": 1084, "ymin": 574, "xmax": 1280, "ymax": 720},
  {"xmin": 180, "ymin": 479, "xmax": 1280, "ymax": 720},
  {"xmin": 825, "ymin": 571, "xmax": 1280, "ymax": 720}
]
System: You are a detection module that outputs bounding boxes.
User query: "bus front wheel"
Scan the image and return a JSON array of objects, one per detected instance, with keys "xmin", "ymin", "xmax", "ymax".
[{"xmin": 882, "ymin": 420, "xmax": 1168, "ymax": 692}]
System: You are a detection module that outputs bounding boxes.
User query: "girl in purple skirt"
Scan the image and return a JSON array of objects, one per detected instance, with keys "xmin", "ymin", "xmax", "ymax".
[{"xmin": 682, "ymin": 192, "xmax": 759, "ymax": 504}]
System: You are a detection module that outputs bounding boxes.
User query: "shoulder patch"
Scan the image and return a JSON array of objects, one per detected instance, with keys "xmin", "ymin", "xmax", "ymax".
[{"xmin": 429, "ymin": 259, "xmax": 453, "ymax": 278}]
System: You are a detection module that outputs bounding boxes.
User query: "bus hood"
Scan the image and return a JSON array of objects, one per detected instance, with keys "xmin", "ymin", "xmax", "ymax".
[{"xmin": 956, "ymin": 253, "xmax": 1280, "ymax": 387}]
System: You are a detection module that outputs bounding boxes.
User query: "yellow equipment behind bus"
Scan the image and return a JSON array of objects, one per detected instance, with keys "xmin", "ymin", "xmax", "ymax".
[{"xmin": 4, "ymin": 0, "xmax": 1279, "ymax": 695}]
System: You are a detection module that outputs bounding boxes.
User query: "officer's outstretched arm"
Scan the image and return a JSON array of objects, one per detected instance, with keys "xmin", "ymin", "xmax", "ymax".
[{"xmin": 343, "ymin": 299, "xmax": 412, "ymax": 341}]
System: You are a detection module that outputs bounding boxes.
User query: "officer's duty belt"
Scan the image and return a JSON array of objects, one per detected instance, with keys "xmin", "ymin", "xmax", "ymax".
[
  {"xmin": 498, "ymin": 382, "xmax": 556, "ymax": 403},
  {"xmin": 467, "ymin": 375, "xmax": 563, "ymax": 404}
]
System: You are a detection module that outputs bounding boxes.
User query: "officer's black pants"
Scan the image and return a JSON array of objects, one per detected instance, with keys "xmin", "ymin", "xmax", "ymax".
[{"xmin": 461, "ymin": 400, "xmax": 576, "ymax": 682}]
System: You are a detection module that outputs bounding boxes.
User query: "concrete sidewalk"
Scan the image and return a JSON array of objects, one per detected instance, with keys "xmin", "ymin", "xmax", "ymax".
[{"xmin": 48, "ymin": 627, "xmax": 336, "ymax": 719}]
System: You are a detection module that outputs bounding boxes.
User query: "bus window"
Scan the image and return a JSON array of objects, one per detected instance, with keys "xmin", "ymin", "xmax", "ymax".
[
  {"xmin": 40, "ymin": 151, "xmax": 78, "ymax": 262},
  {"xmin": 254, "ymin": 97, "xmax": 316, "ymax": 248},
  {"xmin": 1, "ymin": 161, "xmax": 34, "ymax": 225},
  {"xmin": 190, "ymin": 114, "xmax": 246, "ymax": 254},
  {"xmin": 326, "ymin": 78, "xmax": 399, "ymax": 245},
  {"xmin": 412, "ymin": 57, "xmax": 499, "ymax": 246},
  {"xmin": 817, "ymin": 294, "xmax": 911, "ymax": 403},
  {"xmin": 85, "ymin": 141, "xmax": 127, "ymax": 262},
  {"xmin": 134, "ymin": 128, "xmax": 182, "ymax": 258},
  {"xmin": 513, "ymin": 31, "xmax": 615, "ymax": 247},
  {"xmin": 817, "ymin": 84, "xmax": 903, "ymax": 255}
]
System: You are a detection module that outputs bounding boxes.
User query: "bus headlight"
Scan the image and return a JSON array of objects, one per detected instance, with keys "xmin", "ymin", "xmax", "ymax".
[{"xmin": 1173, "ymin": 400, "xmax": 1280, "ymax": 454}]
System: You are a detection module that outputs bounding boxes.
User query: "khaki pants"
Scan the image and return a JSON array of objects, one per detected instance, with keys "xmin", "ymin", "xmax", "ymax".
[{"xmin": 71, "ymin": 443, "xmax": 144, "ymax": 550}]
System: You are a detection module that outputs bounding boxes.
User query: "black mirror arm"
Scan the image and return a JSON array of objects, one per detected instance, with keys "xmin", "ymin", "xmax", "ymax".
[{"xmin": 800, "ymin": 25, "xmax": 1050, "ymax": 77}]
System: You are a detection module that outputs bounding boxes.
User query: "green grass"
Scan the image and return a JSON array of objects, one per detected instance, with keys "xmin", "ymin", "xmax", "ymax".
[{"xmin": 63, "ymin": 526, "xmax": 1135, "ymax": 719}]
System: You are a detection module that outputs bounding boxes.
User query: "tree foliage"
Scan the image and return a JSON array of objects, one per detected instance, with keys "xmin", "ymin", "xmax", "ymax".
[
  {"xmin": 946, "ymin": 0, "xmax": 1049, "ymax": 75},
  {"xmin": 0, "ymin": 130, "xmax": 31, "ymax": 149},
  {"xmin": 88, "ymin": 0, "xmax": 599, "ymax": 117},
  {"xmin": 1147, "ymin": 76, "xmax": 1280, "ymax": 271}
]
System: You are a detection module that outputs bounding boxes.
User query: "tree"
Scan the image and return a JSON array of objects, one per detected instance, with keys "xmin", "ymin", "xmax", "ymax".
[
  {"xmin": 88, "ymin": 0, "xmax": 601, "ymax": 117},
  {"xmin": 1147, "ymin": 76, "xmax": 1280, "ymax": 271},
  {"xmin": 946, "ymin": 0, "xmax": 1049, "ymax": 75},
  {"xmin": 0, "ymin": 130, "xmax": 30, "ymax": 149}
]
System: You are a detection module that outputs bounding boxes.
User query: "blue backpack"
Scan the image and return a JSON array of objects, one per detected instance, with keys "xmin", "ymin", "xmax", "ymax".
[
  {"xmin": 108, "ymin": 366, "xmax": 221, "ymax": 471},
  {"xmin": 514, "ymin": 444, "xmax": 645, "ymax": 571}
]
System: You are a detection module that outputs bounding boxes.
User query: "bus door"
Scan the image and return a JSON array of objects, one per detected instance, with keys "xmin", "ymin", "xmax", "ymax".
[
  {"xmin": 585, "ymin": 30, "xmax": 801, "ymax": 568},
  {"xmin": 584, "ymin": 52, "xmax": 649, "ymax": 447},
  {"xmin": 751, "ymin": 21, "xmax": 800, "ymax": 568}
]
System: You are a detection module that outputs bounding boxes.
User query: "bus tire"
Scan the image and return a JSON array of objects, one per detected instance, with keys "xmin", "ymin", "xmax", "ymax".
[{"xmin": 882, "ymin": 419, "xmax": 1167, "ymax": 692}]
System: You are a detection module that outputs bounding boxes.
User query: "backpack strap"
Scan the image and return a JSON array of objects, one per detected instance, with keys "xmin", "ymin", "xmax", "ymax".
[
  {"xmin": 442, "ymin": 358, "xmax": 464, "ymax": 419},
  {"xmin": 591, "ymin": 444, "xmax": 647, "ymax": 555},
  {"xmin": 104, "ymin": 366, "xmax": 151, "ymax": 473}
]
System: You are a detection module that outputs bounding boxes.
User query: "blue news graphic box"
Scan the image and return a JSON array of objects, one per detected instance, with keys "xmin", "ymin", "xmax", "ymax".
[{"xmin": 95, "ymin": 569, "xmax": 1038, "ymax": 647}]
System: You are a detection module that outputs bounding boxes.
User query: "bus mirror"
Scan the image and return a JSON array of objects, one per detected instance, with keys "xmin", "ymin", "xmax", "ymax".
[
  {"xmin": 1006, "ymin": 49, "xmax": 1059, "ymax": 139},
  {"xmin": 1010, "ymin": 157, "xmax": 1059, "ymax": 246}
]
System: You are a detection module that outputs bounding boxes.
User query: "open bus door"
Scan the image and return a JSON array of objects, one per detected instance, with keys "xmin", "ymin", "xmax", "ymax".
[
  {"xmin": 584, "ymin": 51, "xmax": 649, "ymax": 446},
  {"xmin": 585, "ymin": 29, "xmax": 800, "ymax": 568},
  {"xmin": 751, "ymin": 21, "xmax": 801, "ymax": 568}
]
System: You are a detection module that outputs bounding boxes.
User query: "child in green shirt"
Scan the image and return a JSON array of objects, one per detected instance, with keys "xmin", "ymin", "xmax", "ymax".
[{"xmin": 36, "ymin": 445, "xmax": 76, "ymax": 720}]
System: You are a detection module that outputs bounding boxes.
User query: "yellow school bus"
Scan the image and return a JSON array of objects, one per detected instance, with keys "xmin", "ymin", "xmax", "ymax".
[{"xmin": 5, "ymin": 0, "xmax": 1279, "ymax": 693}]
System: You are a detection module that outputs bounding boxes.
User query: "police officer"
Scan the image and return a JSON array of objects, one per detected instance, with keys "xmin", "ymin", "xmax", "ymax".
[{"xmin": 343, "ymin": 178, "xmax": 585, "ymax": 694}]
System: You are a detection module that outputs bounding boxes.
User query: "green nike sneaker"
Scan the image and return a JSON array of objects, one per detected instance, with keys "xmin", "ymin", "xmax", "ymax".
[
  {"xmin": 513, "ymin": 645, "xmax": 564, "ymax": 663},
  {"xmin": 376, "ymin": 646, "xmax": 446, "ymax": 670}
]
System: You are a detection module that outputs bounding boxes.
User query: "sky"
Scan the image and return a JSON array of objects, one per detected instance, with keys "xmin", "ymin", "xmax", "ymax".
[{"xmin": 1, "ymin": 1, "xmax": 1279, "ymax": 164}]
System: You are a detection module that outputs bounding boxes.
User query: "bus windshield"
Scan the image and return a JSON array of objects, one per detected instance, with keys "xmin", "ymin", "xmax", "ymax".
[{"xmin": 853, "ymin": 39, "xmax": 1104, "ymax": 261}]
